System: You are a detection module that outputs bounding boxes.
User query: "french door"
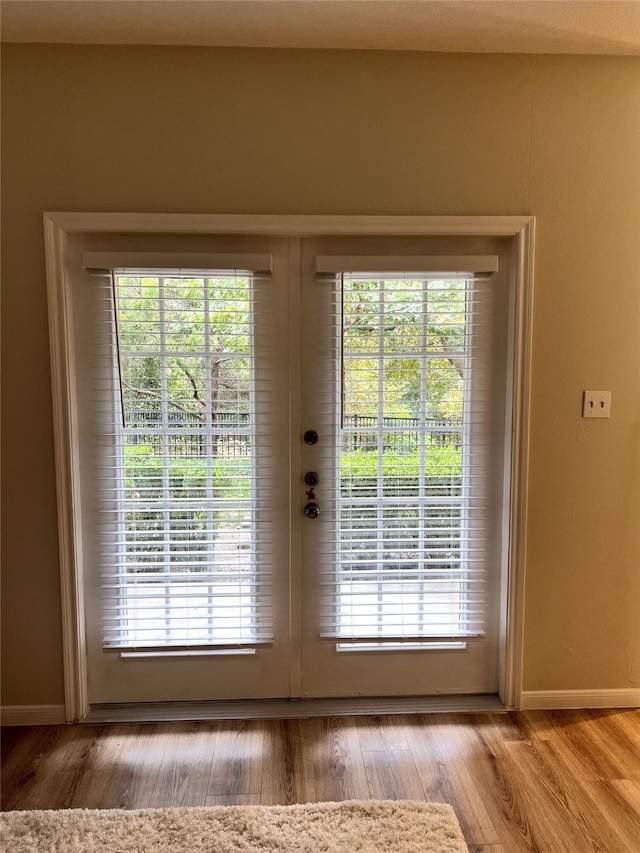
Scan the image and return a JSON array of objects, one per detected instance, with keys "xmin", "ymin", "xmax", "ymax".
[
  {"xmin": 80, "ymin": 237, "xmax": 293, "ymax": 703},
  {"xmin": 297, "ymin": 236, "xmax": 507, "ymax": 698},
  {"xmin": 70, "ymin": 232, "xmax": 512, "ymax": 707}
]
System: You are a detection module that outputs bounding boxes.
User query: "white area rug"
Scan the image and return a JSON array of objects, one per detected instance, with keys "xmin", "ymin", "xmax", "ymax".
[{"xmin": 1, "ymin": 800, "xmax": 469, "ymax": 852}]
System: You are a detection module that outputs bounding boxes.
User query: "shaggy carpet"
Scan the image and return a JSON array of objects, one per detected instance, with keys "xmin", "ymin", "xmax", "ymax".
[{"xmin": 1, "ymin": 800, "xmax": 469, "ymax": 852}]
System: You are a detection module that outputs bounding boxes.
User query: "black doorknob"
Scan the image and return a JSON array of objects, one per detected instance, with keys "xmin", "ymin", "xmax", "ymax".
[
  {"xmin": 303, "ymin": 430, "xmax": 319, "ymax": 445},
  {"xmin": 304, "ymin": 471, "xmax": 320, "ymax": 487},
  {"xmin": 304, "ymin": 502, "xmax": 320, "ymax": 519}
]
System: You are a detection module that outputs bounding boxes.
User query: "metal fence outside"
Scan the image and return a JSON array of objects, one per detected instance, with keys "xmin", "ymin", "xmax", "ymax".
[{"xmin": 124, "ymin": 411, "xmax": 462, "ymax": 457}]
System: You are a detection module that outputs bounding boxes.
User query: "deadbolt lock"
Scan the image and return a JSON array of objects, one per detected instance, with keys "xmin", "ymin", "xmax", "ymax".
[{"xmin": 304, "ymin": 502, "xmax": 320, "ymax": 519}]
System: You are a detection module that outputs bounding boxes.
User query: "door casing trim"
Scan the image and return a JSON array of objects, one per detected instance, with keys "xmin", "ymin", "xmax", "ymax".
[{"xmin": 43, "ymin": 212, "xmax": 534, "ymax": 720}]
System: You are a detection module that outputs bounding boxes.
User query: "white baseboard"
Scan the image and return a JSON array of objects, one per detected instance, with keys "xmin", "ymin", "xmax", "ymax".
[
  {"xmin": 521, "ymin": 689, "xmax": 640, "ymax": 710},
  {"xmin": 2, "ymin": 693, "xmax": 637, "ymax": 722},
  {"xmin": 1, "ymin": 705, "xmax": 67, "ymax": 726}
]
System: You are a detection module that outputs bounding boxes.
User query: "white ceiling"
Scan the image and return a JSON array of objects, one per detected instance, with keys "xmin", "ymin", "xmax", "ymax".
[{"xmin": 1, "ymin": 1, "xmax": 639, "ymax": 56}]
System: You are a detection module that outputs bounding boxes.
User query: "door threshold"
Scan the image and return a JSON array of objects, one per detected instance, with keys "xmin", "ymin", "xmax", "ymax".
[{"xmin": 83, "ymin": 694, "xmax": 506, "ymax": 723}]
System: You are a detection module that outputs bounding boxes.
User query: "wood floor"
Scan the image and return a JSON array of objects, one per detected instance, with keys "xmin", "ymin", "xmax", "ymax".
[{"xmin": 2, "ymin": 709, "xmax": 639, "ymax": 852}]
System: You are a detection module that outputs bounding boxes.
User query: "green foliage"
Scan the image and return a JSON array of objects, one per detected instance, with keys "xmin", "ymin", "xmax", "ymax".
[
  {"xmin": 342, "ymin": 278, "xmax": 467, "ymax": 421},
  {"xmin": 116, "ymin": 273, "xmax": 468, "ymax": 428},
  {"xmin": 124, "ymin": 444, "xmax": 252, "ymax": 501},
  {"xmin": 340, "ymin": 445, "xmax": 462, "ymax": 499},
  {"xmin": 117, "ymin": 274, "xmax": 252, "ymax": 425},
  {"xmin": 123, "ymin": 442, "xmax": 462, "ymax": 503},
  {"xmin": 340, "ymin": 443, "xmax": 462, "ymax": 481}
]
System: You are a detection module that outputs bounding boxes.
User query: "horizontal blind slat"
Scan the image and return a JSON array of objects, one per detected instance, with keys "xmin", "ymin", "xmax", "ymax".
[
  {"xmin": 315, "ymin": 271, "xmax": 492, "ymax": 644},
  {"xmin": 93, "ymin": 270, "xmax": 274, "ymax": 651}
]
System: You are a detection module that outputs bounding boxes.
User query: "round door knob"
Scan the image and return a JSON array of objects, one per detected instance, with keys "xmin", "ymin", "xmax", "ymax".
[
  {"xmin": 304, "ymin": 502, "xmax": 320, "ymax": 519},
  {"xmin": 303, "ymin": 430, "xmax": 319, "ymax": 445},
  {"xmin": 304, "ymin": 471, "xmax": 320, "ymax": 487}
]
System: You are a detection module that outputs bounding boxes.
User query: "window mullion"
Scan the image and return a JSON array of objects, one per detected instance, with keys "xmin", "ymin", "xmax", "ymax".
[
  {"xmin": 460, "ymin": 280, "xmax": 473, "ymax": 637},
  {"xmin": 418, "ymin": 280, "xmax": 429, "ymax": 631},
  {"xmin": 376, "ymin": 280, "xmax": 386, "ymax": 636},
  {"xmin": 158, "ymin": 276, "xmax": 172, "ymax": 644}
]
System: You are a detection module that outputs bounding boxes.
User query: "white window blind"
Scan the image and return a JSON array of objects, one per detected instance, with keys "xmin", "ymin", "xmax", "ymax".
[
  {"xmin": 90, "ymin": 260, "xmax": 275, "ymax": 652},
  {"xmin": 314, "ymin": 263, "xmax": 496, "ymax": 645}
]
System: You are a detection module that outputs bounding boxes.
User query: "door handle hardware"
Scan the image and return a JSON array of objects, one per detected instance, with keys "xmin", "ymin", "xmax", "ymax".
[
  {"xmin": 304, "ymin": 471, "xmax": 320, "ymax": 487},
  {"xmin": 303, "ymin": 430, "xmax": 319, "ymax": 445},
  {"xmin": 304, "ymin": 502, "xmax": 320, "ymax": 519}
]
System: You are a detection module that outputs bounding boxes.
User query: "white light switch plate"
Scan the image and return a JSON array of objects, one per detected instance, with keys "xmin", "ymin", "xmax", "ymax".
[{"xmin": 582, "ymin": 391, "xmax": 611, "ymax": 418}]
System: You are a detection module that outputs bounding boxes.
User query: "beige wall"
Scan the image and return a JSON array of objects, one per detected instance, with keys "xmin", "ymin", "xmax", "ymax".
[{"xmin": 2, "ymin": 45, "xmax": 639, "ymax": 705}]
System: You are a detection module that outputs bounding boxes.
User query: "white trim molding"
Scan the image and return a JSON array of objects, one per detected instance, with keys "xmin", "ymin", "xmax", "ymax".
[
  {"xmin": 1, "ymin": 705, "xmax": 67, "ymax": 726},
  {"xmin": 43, "ymin": 212, "xmax": 534, "ymax": 720},
  {"xmin": 44, "ymin": 212, "xmax": 534, "ymax": 237},
  {"xmin": 500, "ymin": 217, "xmax": 535, "ymax": 711},
  {"xmin": 43, "ymin": 214, "xmax": 90, "ymax": 723},
  {"xmin": 521, "ymin": 689, "xmax": 640, "ymax": 710}
]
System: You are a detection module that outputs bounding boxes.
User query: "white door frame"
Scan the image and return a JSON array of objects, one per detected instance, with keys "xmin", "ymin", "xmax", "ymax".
[{"xmin": 44, "ymin": 212, "xmax": 535, "ymax": 721}]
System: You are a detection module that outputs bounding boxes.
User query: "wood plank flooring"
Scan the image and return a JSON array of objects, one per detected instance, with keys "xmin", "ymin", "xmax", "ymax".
[{"xmin": 2, "ymin": 709, "xmax": 639, "ymax": 852}]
